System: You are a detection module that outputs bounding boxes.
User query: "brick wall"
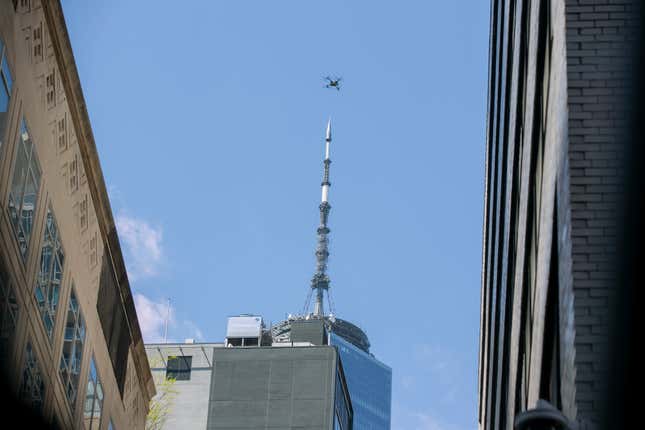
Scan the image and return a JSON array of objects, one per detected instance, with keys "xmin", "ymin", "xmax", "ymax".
[{"xmin": 564, "ymin": 1, "xmax": 640, "ymax": 428}]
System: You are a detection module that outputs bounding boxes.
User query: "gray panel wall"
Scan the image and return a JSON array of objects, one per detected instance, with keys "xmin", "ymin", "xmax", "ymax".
[{"xmin": 207, "ymin": 346, "xmax": 337, "ymax": 430}]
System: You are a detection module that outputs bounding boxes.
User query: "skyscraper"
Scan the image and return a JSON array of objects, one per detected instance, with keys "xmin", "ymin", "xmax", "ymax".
[
  {"xmin": 271, "ymin": 119, "xmax": 392, "ymax": 429},
  {"xmin": 144, "ymin": 120, "xmax": 391, "ymax": 429}
]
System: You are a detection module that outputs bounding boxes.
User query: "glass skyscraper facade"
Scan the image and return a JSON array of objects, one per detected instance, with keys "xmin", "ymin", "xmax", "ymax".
[{"xmin": 330, "ymin": 332, "xmax": 392, "ymax": 430}]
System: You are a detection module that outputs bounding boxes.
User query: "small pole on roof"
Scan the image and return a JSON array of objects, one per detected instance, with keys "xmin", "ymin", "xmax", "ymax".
[{"xmin": 163, "ymin": 298, "xmax": 171, "ymax": 343}]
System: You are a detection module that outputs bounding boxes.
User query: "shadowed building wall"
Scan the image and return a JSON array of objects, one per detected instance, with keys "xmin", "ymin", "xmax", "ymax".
[
  {"xmin": 478, "ymin": 1, "xmax": 640, "ymax": 429},
  {"xmin": 0, "ymin": 1, "xmax": 154, "ymax": 428}
]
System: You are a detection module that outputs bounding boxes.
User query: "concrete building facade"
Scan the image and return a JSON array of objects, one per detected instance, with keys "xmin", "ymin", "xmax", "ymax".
[
  {"xmin": 479, "ymin": 1, "xmax": 640, "ymax": 429},
  {"xmin": 0, "ymin": 1, "xmax": 154, "ymax": 428},
  {"xmin": 145, "ymin": 317, "xmax": 353, "ymax": 430},
  {"xmin": 146, "ymin": 342, "xmax": 222, "ymax": 429},
  {"xmin": 207, "ymin": 346, "xmax": 351, "ymax": 430}
]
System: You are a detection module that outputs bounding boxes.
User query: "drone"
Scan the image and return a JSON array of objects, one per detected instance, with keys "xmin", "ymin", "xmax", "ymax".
[{"xmin": 324, "ymin": 76, "xmax": 342, "ymax": 91}]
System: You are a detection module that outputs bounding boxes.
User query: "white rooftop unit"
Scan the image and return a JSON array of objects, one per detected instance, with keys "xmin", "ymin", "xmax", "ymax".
[{"xmin": 225, "ymin": 315, "xmax": 263, "ymax": 347}]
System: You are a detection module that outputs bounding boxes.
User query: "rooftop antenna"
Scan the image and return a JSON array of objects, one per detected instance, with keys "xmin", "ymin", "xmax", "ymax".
[
  {"xmin": 163, "ymin": 298, "xmax": 170, "ymax": 343},
  {"xmin": 308, "ymin": 119, "xmax": 333, "ymax": 317}
]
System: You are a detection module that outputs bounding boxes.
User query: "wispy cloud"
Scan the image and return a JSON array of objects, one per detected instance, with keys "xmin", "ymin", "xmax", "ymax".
[
  {"xmin": 116, "ymin": 212, "xmax": 163, "ymax": 280},
  {"xmin": 392, "ymin": 404, "xmax": 469, "ymax": 430},
  {"xmin": 413, "ymin": 412, "xmax": 459, "ymax": 430},
  {"xmin": 134, "ymin": 293, "xmax": 174, "ymax": 343},
  {"xmin": 414, "ymin": 413, "xmax": 447, "ymax": 430},
  {"xmin": 183, "ymin": 320, "xmax": 205, "ymax": 342}
]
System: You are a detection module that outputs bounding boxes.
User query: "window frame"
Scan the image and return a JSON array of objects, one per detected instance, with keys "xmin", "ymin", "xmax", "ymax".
[
  {"xmin": 20, "ymin": 341, "xmax": 46, "ymax": 413},
  {"xmin": 34, "ymin": 206, "xmax": 65, "ymax": 341},
  {"xmin": 166, "ymin": 355, "xmax": 192, "ymax": 381},
  {"xmin": 84, "ymin": 357, "xmax": 104, "ymax": 430},
  {"xmin": 0, "ymin": 36, "xmax": 14, "ymax": 152},
  {"xmin": 59, "ymin": 286, "xmax": 86, "ymax": 411},
  {"xmin": 7, "ymin": 118, "xmax": 42, "ymax": 261}
]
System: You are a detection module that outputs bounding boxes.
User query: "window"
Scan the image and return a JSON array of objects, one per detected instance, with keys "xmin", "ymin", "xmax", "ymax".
[
  {"xmin": 34, "ymin": 208, "xmax": 65, "ymax": 340},
  {"xmin": 33, "ymin": 23, "xmax": 43, "ymax": 62},
  {"xmin": 16, "ymin": 0, "xmax": 31, "ymax": 13},
  {"xmin": 69, "ymin": 153, "xmax": 79, "ymax": 193},
  {"xmin": 0, "ymin": 256, "xmax": 19, "ymax": 361},
  {"xmin": 89, "ymin": 232, "xmax": 98, "ymax": 267},
  {"xmin": 97, "ymin": 252, "xmax": 131, "ymax": 397},
  {"xmin": 46, "ymin": 69, "xmax": 56, "ymax": 108},
  {"xmin": 0, "ymin": 37, "xmax": 13, "ymax": 152},
  {"xmin": 8, "ymin": 118, "xmax": 42, "ymax": 259},
  {"xmin": 59, "ymin": 287, "xmax": 86, "ymax": 410},
  {"xmin": 84, "ymin": 358, "xmax": 103, "ymax": 430},
  {"xmin": 20, "ymin": 342, "xmax": 46, "ymax": 413},
  {"xmin": 166, "ymin": 355, "xmax": 192, "ymax": 381},
  {"xmin": 57, "ymin": 115, "xmax": 67, "ymax": 151},
  {"xmin": 80, "ymin": 194, "xmax": 88, "ymax": 230}
]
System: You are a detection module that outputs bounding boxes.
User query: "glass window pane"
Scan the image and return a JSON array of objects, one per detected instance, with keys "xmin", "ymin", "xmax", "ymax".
[
  {"xmin": 20, "ymin": 171, "xmax": 38, "ymax": 244},
  {"xmin": 0, "ymin": 81, "xmax": 9, "ymax": 112},
  {"xmin": 0, "ymin": 42, "xmax": 11, "ymax": 150},
  {"xmin": 0, "ymin": 83, "xmax": 9, "ymax": 150},
  {"xmin": 8, "ymin": 136, "xmax": 28, "ymax": 229},
  {"xmin": 60, "ymin": 289, "xmax": 85, "ymax": 410},
  {"xmin": 20, "ymin": 120, "xmax": 33, "ymax": 156},
  {"xmin": 2, "ymin": 56, "xmax": 12, "ymax": 91},
  {"xmin": 84, "ymin": 358, "xmax": 103, "ymax": 430},
  {"xmin": 34, "ymin": 209, "xmax": 64, "ymax": 340},
  {"xmin": 8, "ymin": 119, "xmax": 41, "ymax": 260}
]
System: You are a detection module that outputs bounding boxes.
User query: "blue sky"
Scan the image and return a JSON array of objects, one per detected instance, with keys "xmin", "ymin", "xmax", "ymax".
[{"xmin": 62, "ymin": 1, "xmax": 489, "ymax": 428}]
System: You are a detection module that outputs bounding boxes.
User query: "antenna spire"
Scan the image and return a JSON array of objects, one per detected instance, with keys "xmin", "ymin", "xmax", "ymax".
[{"xmin": 310, "ymin": 118, "xmax": 333, "ymax": 317}]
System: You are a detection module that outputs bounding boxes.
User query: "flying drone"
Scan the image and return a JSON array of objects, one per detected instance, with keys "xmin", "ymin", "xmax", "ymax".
[{"xmin": 324, "ymin": 76, "xmax": 342, "ymax": 91}]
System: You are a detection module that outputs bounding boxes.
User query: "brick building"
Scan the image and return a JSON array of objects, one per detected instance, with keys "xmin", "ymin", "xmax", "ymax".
[
  {"xmin": 0, "ymin": 1, "xmax": 154, "ymax": 428},
  {"xmin": 478, "ymin": 1, "xmax": 640, "ymax": 429}
]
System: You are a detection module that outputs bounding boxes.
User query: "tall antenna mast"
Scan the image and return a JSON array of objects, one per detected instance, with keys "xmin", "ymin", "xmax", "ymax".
[{"xmin": 310, "ymin": 119, "xmax": 333, "ymax": 317}]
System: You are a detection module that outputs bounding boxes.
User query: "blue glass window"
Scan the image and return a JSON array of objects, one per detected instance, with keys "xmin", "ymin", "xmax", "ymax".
[
  {"xmin": 334, "ymin": 371, "xmax": 351, "ymax": 430},
  {"xmin": 59, "ymin": 287, "xmax": 86, "ymax": 410},
  {"xmin": 0, "ymin": 37, "xmax": 13, "ymax": 151},
  {"xmin": 84, "ymin": 358, "xmax": 104, "ymax": 429},
  {"xmin": 34, "ymin": 208, "xmax": 64, "ymax": 340},
  {"xmin": 8, "ymin": 119, "xmax": 41, "ymax": 259},
  {"xmin": 330, "ymin": 333, "xmax": 392, "ymax": 430}
]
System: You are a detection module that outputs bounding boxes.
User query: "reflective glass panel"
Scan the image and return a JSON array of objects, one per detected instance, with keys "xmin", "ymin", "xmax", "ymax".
[
  {"xmin": 84, "ymin": 358, "xmax": 103, "ymax": 430},
  {"xmin": 8, "ymin": 119, "xmax": 41, "ymax": 260},
  {"xmin": 1, "ymin": 56, "xmax": 12, "ymax": 91},
  {"xmin": 0, "ymin": 39, "xmax": 11, "ymax": 149},
  {"xmin": 330, "ymin": 333, "xmax": 392, "ymax": 430},
  {"xmin": 34, "ymin": 208, "xmax": 64, "ymax": 340},
  {"xmin": 8, "ymin": 135, "xmax": 28, "ymax": 229},
  {"xmin": 60, "ymin": 288, "xmax": 85, "ymax": 410}
]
